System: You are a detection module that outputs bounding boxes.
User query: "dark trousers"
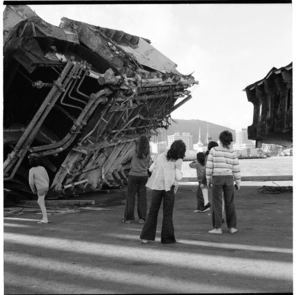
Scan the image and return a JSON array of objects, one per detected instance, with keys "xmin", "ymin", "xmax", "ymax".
[
  {"xmin": 196, "ymin": 183, "xmax": 205, "ymax": 210},
  {"xmin": 124, "ymin": 175, "xmax": 148, "ymax": 221},
  {"xmin": 140, "ymin": 187, "xmax": 176, "ymax": 244},
  {"xmin": 211, "ymin": 176, "xmax": 237, "ymax": 229}
]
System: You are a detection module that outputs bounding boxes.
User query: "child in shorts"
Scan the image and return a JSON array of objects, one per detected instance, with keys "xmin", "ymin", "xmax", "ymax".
[{"xmin": 28, "ymin": 154, "xmax": 49, "ymax": 224}]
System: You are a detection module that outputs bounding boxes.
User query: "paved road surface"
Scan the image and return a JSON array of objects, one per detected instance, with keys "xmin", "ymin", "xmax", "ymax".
[{"xmin": 4, "ymin": 181, "xmax": 293, "ymax": 294}]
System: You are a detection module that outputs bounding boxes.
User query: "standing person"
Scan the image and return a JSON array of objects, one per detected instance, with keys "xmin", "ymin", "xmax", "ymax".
[
  {"xmin": 206, "ymin": 131, "xmax": 241, "ymax": 234},
  {"xmin": 189, "ymin": 152, "xmax": 211, "ymax": 213},
  {"xmin": 121, "ymin": 135, "xmax": 151, "ymax": 224},
  {"xmin": 28, "ymin": 154, "xmax": 50, "ymax": 224},
  {"xmin": 140, "ymin": 140, "xmax": 186, "ymax": 244},
  {"xmin": 201, "ymin": 141, "xmax": 226, "ymax": 222}
]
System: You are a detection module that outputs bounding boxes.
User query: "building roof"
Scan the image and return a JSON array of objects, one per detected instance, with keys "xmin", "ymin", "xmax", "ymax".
[{"xmin": 243, "ymin": 62, "xmax": 292, "ymax": 91}]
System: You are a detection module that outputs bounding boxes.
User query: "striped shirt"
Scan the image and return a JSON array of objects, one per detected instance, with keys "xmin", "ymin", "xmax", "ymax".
[{"xmin": 206, "ymin": 146, "xmax": 241, "ymax": 185}]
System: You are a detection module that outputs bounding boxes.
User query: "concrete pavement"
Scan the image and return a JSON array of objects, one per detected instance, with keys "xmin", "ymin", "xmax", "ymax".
[{"xmin": 4, "ymin": 181, "xmax": 293, "ymax": 294}]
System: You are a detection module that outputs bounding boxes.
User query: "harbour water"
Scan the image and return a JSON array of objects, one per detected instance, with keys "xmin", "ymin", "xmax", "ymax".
[{"xmin": 182, "ymin": 156, "xmax": 293, "ymax": 177}]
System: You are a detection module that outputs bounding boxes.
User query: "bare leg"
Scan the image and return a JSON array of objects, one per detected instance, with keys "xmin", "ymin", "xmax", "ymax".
[{"xmin": 37, "ymin": 194, "xmax": 48, "ymax": 222}]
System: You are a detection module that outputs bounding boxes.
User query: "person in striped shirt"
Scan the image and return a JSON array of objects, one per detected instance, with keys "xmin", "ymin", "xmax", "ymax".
[{"xmin": 206, "ymin": 130, "xmax": 241, "ymax": 234}]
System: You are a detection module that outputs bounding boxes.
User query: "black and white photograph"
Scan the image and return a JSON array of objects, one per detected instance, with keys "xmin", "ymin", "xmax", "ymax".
[{"xmin": 2, "ymin": 1, "xmax": 296, "ymax": 294}]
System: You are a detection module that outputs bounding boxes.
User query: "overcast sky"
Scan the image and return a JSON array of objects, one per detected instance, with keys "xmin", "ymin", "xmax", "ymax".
[{"xmin": 26, "ymin": 3, "xmax": 292, "ymax": 131}]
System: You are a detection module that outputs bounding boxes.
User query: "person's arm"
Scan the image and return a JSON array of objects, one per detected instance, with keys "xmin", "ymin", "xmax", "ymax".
[
  {"xmin": 175, "ymin": 158, "xmax": 183, "ymax": 181},
  {"xmin": 148, "ymin": 155, "xmax": 158, "ymax": 172},
  {"xmin": 206, "ymin": 151, "xmax": 214, "ymax": 187},
  {"xmin": 28, "ymin": 170, "xmax": 37, "ymax": 194},
  {"xmin": 232, "ymin": 156, "xmax": 241, "ymax": 189},
  {"xmin": 149, "ymin": 161, "xmax": 156, "ymax": 172},
  {"xmin": 189, "ymin": 161, "xmax": 197, "ymax": 168}
]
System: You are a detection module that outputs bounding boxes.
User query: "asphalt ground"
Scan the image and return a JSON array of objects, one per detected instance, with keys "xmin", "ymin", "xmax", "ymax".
[{"xmin": 3, "ymin": 181, "xmax": 293, "ymax": 294}]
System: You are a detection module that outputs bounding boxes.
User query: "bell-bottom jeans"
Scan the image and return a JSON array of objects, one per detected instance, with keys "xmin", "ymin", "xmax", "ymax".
[
  {"xmin": 140, "ymin": 186, "xmax": 176, "ymax": 244},
  {"xmin": 211, "ymin": 175, "xmax": 237, "ymax": 229}
]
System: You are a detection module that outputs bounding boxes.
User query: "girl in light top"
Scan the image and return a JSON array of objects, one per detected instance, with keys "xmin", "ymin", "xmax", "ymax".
[
  {"xmin": 28, "ymin": 154, "xmax": 49, "ymax": 224},
  {"xmin": 121, "ymin": 135, "xmax": 151, "ymax": 224},
  {"xmin": 140, "ymin": 140, "xmax": 186, "ymax": 244},
  {"xmin": 206, "ymin": 131, "xmax": 241, "ymax": 234}
]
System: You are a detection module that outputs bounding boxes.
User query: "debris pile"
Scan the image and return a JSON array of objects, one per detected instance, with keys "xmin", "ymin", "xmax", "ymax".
[{"xmin": 3, "ymin": 5, "xmax": 198, "ymax": 200}]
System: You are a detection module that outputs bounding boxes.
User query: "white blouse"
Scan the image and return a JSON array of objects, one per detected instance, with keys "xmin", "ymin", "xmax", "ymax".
[{"xmin": 146, "ymin": 152, "xmax": 183, "ymax": 193}]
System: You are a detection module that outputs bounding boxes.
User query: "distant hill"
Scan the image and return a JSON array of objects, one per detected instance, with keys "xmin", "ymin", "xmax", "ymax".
[{"xmin": 155, "ymin": 119, "xmax": 236, "ymax": 144}]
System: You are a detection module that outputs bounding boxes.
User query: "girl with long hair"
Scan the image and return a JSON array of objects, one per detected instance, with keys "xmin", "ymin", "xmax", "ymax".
[
  {"xmin": 121, "ymin": 135, "xmax": 151, "ymax": 224},
  {"xmin": 140, "ymin": 140, "xmax": 186, "ymax": 244}
]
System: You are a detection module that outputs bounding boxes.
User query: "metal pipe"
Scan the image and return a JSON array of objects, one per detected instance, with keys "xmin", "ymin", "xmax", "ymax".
[
  {"xmin": 138, "ymin": 85, "xmax": 189, "ymax": 95},
  {"xmin": 75, "ymin": 65, "xmax": 91, "ymax": 99},
  {"xmin": 53, "ymin": 105, "xmax": 76, "ymax": 122},
  {"xmin": 107, "ymin": 141, "xmax": 132, "ymax": 172},
  {"xmin": 34, "ymin": 92, "xmax": 110, "ymax": 156},
  {"xmin": 4, "ymin": 61, "xmax": 79, "ymax": 180},
  {"xmin": 113, "ymin": 115, "xmax": 149, "ymax": 138},
  {"xmin": 79, "ymin": 102, "xmax": 111, "ymax": 144},
  {"xmin": 60, "ymin": 64, "xmax": 84, "ymax": 111},
  {"xmin": 134, "ymin": 93, "xmax": 169, "ymax": 101},
  {"xmin": 29, "ymin": 64, "xmax": 82, "ymax": 153},
  {"xmin": 171, "ymin": 95, "xmax": 192, "ymax": 113},
  {"xmin": 82, "ymin": 89, "xmax": 111, "ymax": 122},
  {"xmin": 67, "ymin": 79, "xmax": 88, "ymax": 106},
  {"xmin": 103, "ymin": 104, "xmax": 133, "ymax": 135},
  {"xmin": 31, "ymin": 86, "xmax": 110, "ymax": 153},
  {"xmin": 67, "ymin": 63, "xmax": 89, "ymax": 105},
  {"xmin": 70, "ymin": 165, "xmax": 101, "ymax": 177},
  {"xmin": 84, "ymin": 103, "xmax": 116, "ymax": 142},
  {"xmin": 102, "ymin": 144, "xmax": 120, "ymax": 174},
  {"xmin": 111, "ymin": 124, "xmax": 152, "ymax": 134},
  {"xmin": 3, "ymin": 58, "xmax": 74, "ymax": 172},
  {"xmin": 140, "ymin": 79, "xmax": 198, "ymax": 88},
  {"xmin": 64, "ymin": 179, "xmax": 88, "ymax": 189}
]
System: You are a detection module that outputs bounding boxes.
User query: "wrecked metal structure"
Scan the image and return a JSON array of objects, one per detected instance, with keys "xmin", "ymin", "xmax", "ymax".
[
  {"xmin": 243, "ymin": 63, "xmax": 292, "ymax": 148},
  {"xmin": 3, "ymin": 5, "xmax": 198, "ymax": 199}
]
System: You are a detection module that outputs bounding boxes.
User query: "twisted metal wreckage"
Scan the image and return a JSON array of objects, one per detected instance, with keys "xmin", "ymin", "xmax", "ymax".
[{"xmin": 3, "ymin": 5, "xmax": 198, "ymax": 200}]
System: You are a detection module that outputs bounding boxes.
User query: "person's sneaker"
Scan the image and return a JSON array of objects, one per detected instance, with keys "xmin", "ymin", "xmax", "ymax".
[
  {"xmin": 200, "ymin": 203, "xmax": 211, "ymax": 212},
  {"xmin": 139, "ymin": 219, "xmax": 145, "ymax": 224},
  {"xmin": 193, "ymin": 210, "xmax": 201, "ymax": 213},
  {"xmin": 229, "ymin": 228, "xmax": 238, "ymax": 234},
  {"xmin": 208, "ymin": 228, "xmax": 222, "ymax": 234},
  {"xmin": 37, "ymin": 220, "xmax": 48, "ymax": 224},
  {"xmin": 140, "ymin": 239, "xmax": 148, "ymax": 244},
  {"xmin": 122, "ymin": 219, "xmax": 131, "ymax": 224}
]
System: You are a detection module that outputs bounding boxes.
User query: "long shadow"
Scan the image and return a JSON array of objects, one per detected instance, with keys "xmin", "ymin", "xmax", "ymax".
[
  {"xmin": 4, "ymin": 184, "xmax": 293, "ymax": 294},
  {"xmin": 4, "ymin": 230, "xmax": 293, "ymax": 281},
  {"xmin": 4, "ymin": 241, "xmax": 293, "ymax": 294},
  {"xmin": 4, "ymin": 221, "xmax": 292, "ymax": 264}
]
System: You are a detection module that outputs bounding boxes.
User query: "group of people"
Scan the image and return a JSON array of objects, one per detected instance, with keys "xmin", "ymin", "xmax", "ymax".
[
  {"xmin": 28, "ymin": 130, "xmax": 241, "ymax": 241},
  {"xmin": 121, "ymin": 130, "xmax": 241, "ymax": 243}
]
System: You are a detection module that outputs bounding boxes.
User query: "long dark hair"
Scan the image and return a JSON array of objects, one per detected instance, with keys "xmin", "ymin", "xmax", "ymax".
[
  {"xmin": 166, "ymin": 140, "xmax": 186, "ymax": 161},
  {"xmin": 135, "ymin": 135, "xmax": 150, "ymax": 159},
  {"xmin": 205, "ymin": 141, "xmax": 218, "ymax": 157},
  {"xmin": 197, "ymin": 152, "xmax": 205, "ymax": 166},
  {"xmin": 219, "ymin": 130, "xmax": 233, "ymax": 149}
]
